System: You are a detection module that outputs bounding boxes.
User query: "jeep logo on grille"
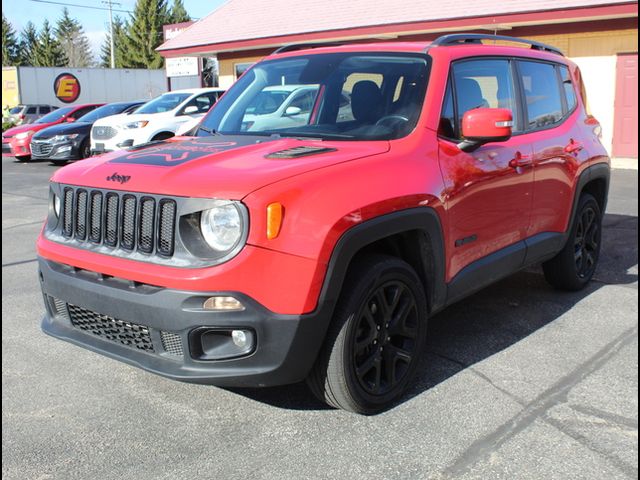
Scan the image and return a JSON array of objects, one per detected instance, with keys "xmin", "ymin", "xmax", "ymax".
[{"xmin": 106, "ymin": 172, "xmax": 131, "ymax": 184}]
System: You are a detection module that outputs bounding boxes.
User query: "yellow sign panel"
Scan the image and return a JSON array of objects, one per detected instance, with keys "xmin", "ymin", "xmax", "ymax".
[{"xmin": 2, "ymin": 67, "xmax": 19, "ymax": 108}]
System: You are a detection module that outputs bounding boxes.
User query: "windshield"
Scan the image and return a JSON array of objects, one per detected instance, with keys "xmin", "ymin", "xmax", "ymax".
[
  {"xmin": 136, "ymin": 93, "xmax": 191, "ymax": 114},
  {"xmin": 198, "ymin": 53, "xmax": 430, "ymax": 140},
  {"xmin": 35, "ymin": 106, "xmax": 74, "ymax": 124},
  {"xmin": 9, "ymin": 106, "xmax": 24, "ymax": 114},
  {"xmin": 245, "ymin": 90, "xmax": 293, "ymax": 115},
  {"xmin": 77, "ymin": 103, "xmax": 136, "ymax": 123}
]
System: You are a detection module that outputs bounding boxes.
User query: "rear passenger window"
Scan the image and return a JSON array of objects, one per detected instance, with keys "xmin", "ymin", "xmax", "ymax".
[
  {"xmin": 559, "ymin": 65, "xmax": 577, "ymax": 112},
  {"xmin": 40, "ymin": 106, "xmax": 51, "ymax": 114},
  {"xmin": 517, "ymin": 61, "xmax": 564, "ymax": 129},
  {"xmin": 26, "ymin": 107, "xmax": 37, "ymax": 114}
]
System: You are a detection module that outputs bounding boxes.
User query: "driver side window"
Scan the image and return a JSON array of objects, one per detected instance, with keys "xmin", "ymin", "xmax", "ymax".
[{"xmin": 439, "ymin": 59, "xmax": 519, "ymax": 139}]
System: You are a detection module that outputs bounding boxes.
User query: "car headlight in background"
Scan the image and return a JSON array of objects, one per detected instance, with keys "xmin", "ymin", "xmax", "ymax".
[
  {"xmin": 200, "ymin": 201, "xmax": 244, "ymax": 252},
  {"xmin": 15, "ymin": 130, "xmax": 34, "ymax": 139},
  {"xmin": 122, "ymin": 120, "xmax": 149, "ymax": 129},
  {"xmin": 52, "ymin": 134, "xmax": 79, "ymax": 143}
]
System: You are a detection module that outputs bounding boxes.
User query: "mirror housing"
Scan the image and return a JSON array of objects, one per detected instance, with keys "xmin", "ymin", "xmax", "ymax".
[
  {"xmin": 183, "ymin": 105, "xmax": 199, "ymax": 115},
  {"xmin": 284, "ymin": 106, "xmax": 302, "ymax": 116},
  {"xmin": 458, "ymin": 108, "xmax": 513, "ymax": 152}
]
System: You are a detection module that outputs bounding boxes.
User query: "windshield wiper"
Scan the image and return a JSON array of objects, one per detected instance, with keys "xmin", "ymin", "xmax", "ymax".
[{"xmin": 197, "ymin": 125, "xmax": 218, "ymax": 135}]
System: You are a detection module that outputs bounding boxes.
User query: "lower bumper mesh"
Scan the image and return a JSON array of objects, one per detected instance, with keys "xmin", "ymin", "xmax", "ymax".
[{"xmin": 67, "ymin": 303, "xmax": 154, "ymax": 352}]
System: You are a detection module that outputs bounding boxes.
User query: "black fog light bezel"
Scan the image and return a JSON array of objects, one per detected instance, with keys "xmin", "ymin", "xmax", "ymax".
[{"xmin": 189, "ymin": 327, "xmax": 256, "ymax": 361}]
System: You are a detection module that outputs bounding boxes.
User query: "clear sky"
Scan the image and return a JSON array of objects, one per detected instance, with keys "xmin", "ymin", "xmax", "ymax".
[{"xmin": 4, "ymin": 0, "xmax": 228, "ymax": 59}]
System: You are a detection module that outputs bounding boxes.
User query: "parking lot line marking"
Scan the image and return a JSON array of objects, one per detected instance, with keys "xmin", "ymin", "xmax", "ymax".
[{"xmin": 2, "ymin": 258, "xmax": 38, "ymax": 268}]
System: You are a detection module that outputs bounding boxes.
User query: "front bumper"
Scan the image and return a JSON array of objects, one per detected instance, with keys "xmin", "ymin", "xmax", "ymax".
[
  {"xmin": 38, "ymin": 258, "xmax": 327, "ymax": 387},
  {"xmin": 8, "ymin": 137, "xmax": 31, "ymax": 157},
  {"xmin": 92, "ymin": 130, "xmax": 142, "ymax": 154},
  {"xmin": 31, "ymin": 139, "xmax": 83, "ymax": 160}
]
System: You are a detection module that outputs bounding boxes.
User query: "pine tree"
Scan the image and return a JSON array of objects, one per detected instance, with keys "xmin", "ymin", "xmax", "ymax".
[
  {"xmin": 55, "ymin": 8, "xmax": 93, "ymax": 67},
  {"xmin": 169, "ymin": 0, "xmax": 190, "ymax": 24},
  {"xmin": 100, "ymin": 16, "xmax": 127, "ymax": 68},
  {"xmin": 120, "ymin": 0, "xmax": 170, "ymax": 69},
  {"xmin": 2, "ymin": 13, "xmax": 20, "ymax": 66},
  {"xmin": 19, "ymin": 22, "xmax": 39, "ymax": 66},
  {"xmin": 32, "ymin": 20, "xmax": 67, "ymax": 67}
]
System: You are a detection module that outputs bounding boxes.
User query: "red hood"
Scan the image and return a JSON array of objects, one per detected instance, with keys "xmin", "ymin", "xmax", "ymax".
[
  {"xmin": 51, "ymin": 135, "xmax": 390, "ymax": 199},
  {"xmin": 4, "ymin": 121, "xmax": 57, "ymax": 137}
]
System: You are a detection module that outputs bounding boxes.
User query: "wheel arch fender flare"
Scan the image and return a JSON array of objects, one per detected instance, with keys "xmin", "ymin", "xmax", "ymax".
[{"xmin": 314, "ymin": 207, "xmax": 447, "ymax": 324}]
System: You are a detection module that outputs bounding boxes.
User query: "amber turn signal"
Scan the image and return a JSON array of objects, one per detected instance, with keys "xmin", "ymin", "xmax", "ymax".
[{"xmin": 266, "ymin": 202, "xmax": 283, "ymax": 239}]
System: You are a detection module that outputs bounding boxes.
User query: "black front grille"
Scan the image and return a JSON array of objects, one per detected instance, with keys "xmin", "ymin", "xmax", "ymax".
[
  {"xmin": 68, "ymin": 303, "xmax": 154, "ymax": 351},
  {"xmin": 61, "ymin": 187, "xmax": 176, "ymax": 256},
  {"xmin": 92, "ymin": 126, "xmax": 117, "ymax": 140},
  {"xmin": 31, "ymin": 141, "xmax": 54, "ymax": 157}
]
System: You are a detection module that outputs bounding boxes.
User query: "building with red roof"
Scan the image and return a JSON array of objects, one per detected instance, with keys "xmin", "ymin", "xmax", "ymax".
[{"xmin": 158, "ymin": 0, "xmax": 638, "ymax": 160}]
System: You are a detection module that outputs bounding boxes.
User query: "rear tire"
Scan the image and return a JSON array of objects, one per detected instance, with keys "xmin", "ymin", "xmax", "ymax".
[
  {"xmin": 307, "ymin": 254, "xmax": 428, "ymax": 414},
  {"xmin": 543, "ymin": 193, "xmax": 602, "ymax": 291}
]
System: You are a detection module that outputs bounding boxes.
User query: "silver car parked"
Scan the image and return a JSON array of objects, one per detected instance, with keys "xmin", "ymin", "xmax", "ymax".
[{"xmin": 5, "ymin": 104, "xmax": 58, "ymax": 125}]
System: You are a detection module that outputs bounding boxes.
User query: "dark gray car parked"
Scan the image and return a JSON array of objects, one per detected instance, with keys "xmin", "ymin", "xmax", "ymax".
[{"xmin": 30, "ymin": 101, "xmax": 144, "ymax": 165}]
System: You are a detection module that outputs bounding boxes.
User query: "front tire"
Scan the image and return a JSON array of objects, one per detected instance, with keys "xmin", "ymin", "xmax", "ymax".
[
  {"xmin": 307, "ymin": 255, "xmax": 428, "ymax": 414},
  {"xmin": 543, "ymin": 193, "xmax": 602, "ymax": 290}
]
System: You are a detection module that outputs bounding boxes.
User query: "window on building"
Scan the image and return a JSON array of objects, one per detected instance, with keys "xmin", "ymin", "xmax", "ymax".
[
  {"xmin": 517, "ymin": 60, "xmax": 564, "ymax": 129},
  {"xmin": 234, "ymin": 62, "xmax": 254, "ymax": 78}
]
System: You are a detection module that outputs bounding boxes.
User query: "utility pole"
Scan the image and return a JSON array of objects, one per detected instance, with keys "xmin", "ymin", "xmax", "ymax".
[{"xmin": 102, "ymin": 0, "xmax": 121, "ymax": 68}]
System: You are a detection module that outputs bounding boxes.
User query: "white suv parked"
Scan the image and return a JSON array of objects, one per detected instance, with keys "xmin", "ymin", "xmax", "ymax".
[{"xmin": 90, "ymin": 88, "xmax": 225, "ymax": 154}]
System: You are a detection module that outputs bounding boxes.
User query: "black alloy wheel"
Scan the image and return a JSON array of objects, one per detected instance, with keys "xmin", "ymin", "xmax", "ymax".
[
  {"xmin": 307, "ymin": 254, "xmax": 428, "ymax": 414},
  {"xmin": 352, "ymin": 280, "xmax": 419, "ymax": 396}
]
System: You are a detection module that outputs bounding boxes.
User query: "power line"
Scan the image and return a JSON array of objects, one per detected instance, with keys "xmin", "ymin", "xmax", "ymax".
[{"xmin": 29, "ymin": 0, "xmax": 133, "ymax": 14}]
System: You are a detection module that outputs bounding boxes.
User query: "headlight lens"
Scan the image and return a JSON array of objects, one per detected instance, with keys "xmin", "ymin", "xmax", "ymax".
[
  {"xmin": 15, "ymin": 130, "xmax": 34, "ymax": 139},
  {"xmin": 200, "ymin": 201, "xmax": 243, "ymax": 252},
  {"xmin": 53, "ymin": 194, "xmax": 61, "ymax": 218},
  {"xmin": 52, "ymin": 134, "xmax": 79, "ymax": 142},
  {"xmin": 122, "ymin": 120, "xmax": 149, "ymax": 129}
]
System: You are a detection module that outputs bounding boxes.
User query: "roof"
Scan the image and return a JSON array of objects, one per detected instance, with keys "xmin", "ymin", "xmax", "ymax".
[{"xmin": 158, "ymin": 0, "xmax": 637, "ymax": 55}]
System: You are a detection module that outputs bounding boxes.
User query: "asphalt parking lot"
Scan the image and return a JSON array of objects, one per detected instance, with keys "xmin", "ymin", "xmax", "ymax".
[{"xmin": 2, "ymin": 155, "xmax": 637, "ymax": 480}]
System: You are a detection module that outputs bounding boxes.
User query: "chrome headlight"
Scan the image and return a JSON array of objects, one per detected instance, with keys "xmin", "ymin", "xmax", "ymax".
[
  {"xmin": 199, "ymin": 201, "xmax": 244, "ymax": 252},
  {"xmin": 52, "ymin": 134, "xmax": 79, "ymax": 142},
  {"xmin": 122, "ymin": 120, "xmax": 149, "ymax": 129},
  {"xmin": 53, "ymin": 192, "xmax": 61, "ymax": 218}
]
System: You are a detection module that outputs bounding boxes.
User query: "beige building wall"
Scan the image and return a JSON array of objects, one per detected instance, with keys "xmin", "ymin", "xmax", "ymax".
[
  {"xmin": 524, "ymin": 29, "xmax": 637, "ymax": 156},
  {"xmin": 219, "ymin": 54, "xmax": 267, "ymax": 88}
]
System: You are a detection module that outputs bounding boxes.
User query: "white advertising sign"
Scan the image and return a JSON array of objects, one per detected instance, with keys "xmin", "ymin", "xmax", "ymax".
[{"xmin": 166, "ymin": 57, "xmax": 199, "ymax": 77}]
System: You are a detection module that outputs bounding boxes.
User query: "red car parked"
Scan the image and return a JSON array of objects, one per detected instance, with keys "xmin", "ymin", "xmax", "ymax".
[
  {"xmin": 37, "ymin": 35, "xmax": 609, "ymax": 413},
  {"xmin": 2, "ymin": 103, "xmax": 103, "ymax": 160}
]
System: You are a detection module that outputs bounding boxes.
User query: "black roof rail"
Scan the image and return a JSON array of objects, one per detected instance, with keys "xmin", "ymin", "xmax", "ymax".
[
  {"xmin": 430, "ymin": 34, "xmax": 564, "ymax": 56},
  {"xmin": 273, "ymin": 42, "xmax": 345, "ymax": 54}
]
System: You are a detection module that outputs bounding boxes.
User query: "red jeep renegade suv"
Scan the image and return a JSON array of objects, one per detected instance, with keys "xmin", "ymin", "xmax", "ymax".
[{"xmin": 38, "ymin": 35, "xmax": 610, "ymax": 413}]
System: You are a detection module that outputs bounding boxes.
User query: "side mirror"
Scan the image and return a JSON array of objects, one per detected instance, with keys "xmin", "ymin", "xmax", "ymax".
[
  {"xmin": 458, "ymin": 108, "xmax": 512, "ymax": 152},
  {"xmin": 284, "ymin": 106, "xmax": 302, "ymax": 116},
  {"xmin": 66, "ymin": 117, "xmax": 75, "ymax": 122},
  {"xmin": 183, "ymin": 105, "xmax": 199, "ymax": 115}
]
